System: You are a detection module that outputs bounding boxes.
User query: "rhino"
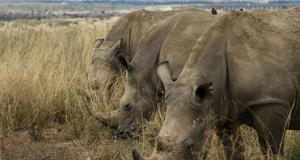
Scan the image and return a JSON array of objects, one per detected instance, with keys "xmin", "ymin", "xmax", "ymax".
[
  {"xmin": 133, "ymin": 7, "xmax": 300, "ymax": 159},
  {"xmin": 87, "ymin": 9, "xmax": 225, "ymax": 136},
  {"xmin": 90, "ymin": 8, "xmax": 201, "ymax": 91}
]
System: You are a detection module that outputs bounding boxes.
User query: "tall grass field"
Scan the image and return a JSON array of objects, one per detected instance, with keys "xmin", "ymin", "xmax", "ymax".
[{"xmin": 0, "ymin": 19, "xmax": 299, "ymax": 159}]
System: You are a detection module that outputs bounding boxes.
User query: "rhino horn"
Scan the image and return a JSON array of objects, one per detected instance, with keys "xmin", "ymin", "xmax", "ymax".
[
  {"xmin": 157, "ymin": 61, "xmax": 174, "ymax": 90},
  {"xmin": 132, "ymin": 149, "xmax": 144, "ymax": 160},
  {"xmin": 85, "ymin": 104, "xmax": 118, "ymax": 127}
]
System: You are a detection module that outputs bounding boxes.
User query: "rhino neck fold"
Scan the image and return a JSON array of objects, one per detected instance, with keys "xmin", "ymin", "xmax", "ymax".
[
  {"xmin": 132, "ymin": 29, "xmax": 166, "ymax": 96},
  {"xmin": 126, "ymin": 27, "xmax": 132, "ymax": 59},
  {"xmin": 186, "ymin": 30, "xmax": 230, "ymax": 121}
]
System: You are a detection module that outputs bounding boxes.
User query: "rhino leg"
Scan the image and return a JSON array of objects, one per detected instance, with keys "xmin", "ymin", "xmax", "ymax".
[
  {"xmin": 251, "ymin": 104, "xmax": 288, "ymax": 158},
  {"xmin": 217, "ymin": 123, "xmax": 245, "ymax": 160}
]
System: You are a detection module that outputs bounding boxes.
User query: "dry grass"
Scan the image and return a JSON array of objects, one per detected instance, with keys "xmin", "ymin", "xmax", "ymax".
[{"xmin": 0, "ymin": 20, "xmax": 299, "ymax": 160}]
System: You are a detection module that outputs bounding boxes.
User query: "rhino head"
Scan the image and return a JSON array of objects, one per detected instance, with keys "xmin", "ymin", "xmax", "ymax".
[
  {"xmin": 132, "ymin": 62, "xmax": 229, "ymax": 159},
  {"xmin": 88, "ymin": 52, "xmax": 162, "ymax": 136},
  {"xmin": 90, "ymin": 38, "xmax": 123, "ymax": 91}
]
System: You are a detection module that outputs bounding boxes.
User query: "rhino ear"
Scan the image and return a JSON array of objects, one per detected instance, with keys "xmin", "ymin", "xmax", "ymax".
[
  {"xmin": 116, "ymin": 53, "xmax": 135, "ymax": 72},
  {"xmin": 194, "ymin": 82, "xmax": 213, "ymax": 101},
  {"xmin": 94, "ymin": 39, "xmax": 104, "ymax": 48},
  {"xmin": 157, "ymin": 61, "xmax": 174, "ymax": 90}
]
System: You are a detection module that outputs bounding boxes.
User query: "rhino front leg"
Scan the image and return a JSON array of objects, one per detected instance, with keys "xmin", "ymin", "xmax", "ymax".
[
  {"xmin": 216, "ymin": 123, "xmax": 245, "ymax": 160},
  {"xmin": 251, "ymin": 104, "xmax": 289, "ymax": 158}
]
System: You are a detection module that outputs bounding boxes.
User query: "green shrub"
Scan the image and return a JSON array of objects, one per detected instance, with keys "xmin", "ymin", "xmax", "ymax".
[
  {"xmin": 56, "ymin": 20, "xmax": 72, "ymax": 26},
  {"xmin": 28, "ymin": 21, "xmax": 41, "ymax": 27},
  {"xmin": 0, "ymin": 22, "xmax": 5, "ymax": 27}
]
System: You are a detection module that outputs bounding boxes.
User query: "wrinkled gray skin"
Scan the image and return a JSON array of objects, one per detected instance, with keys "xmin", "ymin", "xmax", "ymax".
[
  {"xmin": 90, "ymin": 8, "xmax": 199, "ymax": 91},
  {"xmin": 91, "ymin": 10, "xmax": 224, "ymax": 136},
  {"xmin": 134, "ymin": 7, "xmax": 300, "ymax": 159}
]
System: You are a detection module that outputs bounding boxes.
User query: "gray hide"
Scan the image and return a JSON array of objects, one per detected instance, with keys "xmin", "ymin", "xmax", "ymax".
[{"xmin": 135, "ymin": 7, "xmax": 300, "ymax": 160}]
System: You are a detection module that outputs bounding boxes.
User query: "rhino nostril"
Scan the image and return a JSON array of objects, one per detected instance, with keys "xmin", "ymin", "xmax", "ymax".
[
  {"xmin": 182, "ymin": 138, "xmax": 194, "ymax": 150},
  {"xmin": 118, "ymin": 130, "xmax": 131, "ymax": 138},
  {"xmin": 124, "ymin": 130, "xmax": 131, "ymax": 136},
  {"xmin": 155, "ymin": 136, "xmax": 166, "ymax": 151}
]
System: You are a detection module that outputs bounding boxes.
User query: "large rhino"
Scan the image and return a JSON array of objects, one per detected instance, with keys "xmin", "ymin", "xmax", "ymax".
[
  {"xmin": 87, "ymin": 9, "xmax": 225, "ymax": 135},
  {"xmin": 133, "ymin": 7, "xmax": 300, "ymax": 159},
  {"xmin": 90, "ymin": 8, "xmax": 199, "ymax": 91}
]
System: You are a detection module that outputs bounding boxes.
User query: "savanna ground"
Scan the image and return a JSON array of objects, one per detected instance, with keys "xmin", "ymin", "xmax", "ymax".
[{"xmin": 0, "ymin": 18, "xmax": 300, "ymax": 160}]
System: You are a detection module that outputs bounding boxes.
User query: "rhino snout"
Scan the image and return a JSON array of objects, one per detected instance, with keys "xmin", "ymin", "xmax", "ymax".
[
  {"xmin": 182, "ymin": 138, "xmax": 194, "ymax": 150},
  {"xmin": 155, "ymin": 136, "xmax": 167, "ymax": 151},
  {"xmin": 155, "ymin": 136, "xmax": 195, "ymax": 153}
]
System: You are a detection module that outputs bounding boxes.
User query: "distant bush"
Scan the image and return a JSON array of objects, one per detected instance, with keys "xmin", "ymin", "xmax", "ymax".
[
  {"xmin": 73, "ymin": 21, "xmax": 79, "ymax": 25},
  {"xmin": 36, "ymin": 15, "xmax": 42, "ymax": 21},
  {"xmin": 28, "ymin": 21, "xmax": 41, "ymax": 27},
  {"xmin": 0, "ymin": 22, "xmax": 5, "ymax": 27},
  {"xmin": 99, "ymin": 16, "xmax": 104, "ymax": 20},
  {"xmin": 12, "ymin": 23, "xmax": 18, "ymax": 27},
  {"xmin": 56, "ymin": 20, "xmax": 72, "ymax": 26}
]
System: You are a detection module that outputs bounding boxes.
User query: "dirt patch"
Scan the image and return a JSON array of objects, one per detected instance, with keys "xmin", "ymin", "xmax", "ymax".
[
  {"xmin": 1, "ymin": 129, "xmax": 83, "ymax": 159},
  {"xmin": 0, "ymin": 129, "xmax": 139, "ymax": 160}
]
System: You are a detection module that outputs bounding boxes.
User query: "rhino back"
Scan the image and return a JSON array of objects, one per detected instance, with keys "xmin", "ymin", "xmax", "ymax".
[
  {"xmin": 102, "ymin": 8, "xmax": 202, "ymax": 59},
  {"xmin": 132, "ymin": 10, "xmax": 223, "ymax": 81},
  {"xmin": 159, "ymin": 11, "xmax": 225, "ymax": 79}
]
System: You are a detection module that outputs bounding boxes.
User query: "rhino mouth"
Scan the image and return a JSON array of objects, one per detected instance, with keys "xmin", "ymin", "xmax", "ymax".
[
  {"xmin": 117, "ymin": 127, "xmax": 137, "ymax": 138},
  {"xmin": 117, "ymin": 119, "xmax": 138, "ymax": 138}
]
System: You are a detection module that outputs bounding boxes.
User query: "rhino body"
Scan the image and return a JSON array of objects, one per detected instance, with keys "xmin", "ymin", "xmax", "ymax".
[
  {"xmin": 90, "ymin": 9, "xmax": 225, "ymax": 135},
  {"xmin": 135, "ymin": 7, "xmax": 300, "ymax": 159},
  {"xmin": 90, "ymin": 8, "xmax": 200, "ymax": 91}
]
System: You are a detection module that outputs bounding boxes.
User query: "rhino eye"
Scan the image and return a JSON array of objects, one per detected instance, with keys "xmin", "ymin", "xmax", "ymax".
[{"xmin": 123, "ymin": 102, "xmax": 132, "ymax": 111}]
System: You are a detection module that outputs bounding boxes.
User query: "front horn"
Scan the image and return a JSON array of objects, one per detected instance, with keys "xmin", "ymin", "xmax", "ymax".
[
  {"xmin": 85, "ymin": 104, "xmax": 118, "ymax": 128},
  {"xmin": 132, "ymin": 149, "xmax": 144, "ymax": 160},
  {"xmin": 157, "ymin": 61, "xmax": 174, "ymax": 90}
]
